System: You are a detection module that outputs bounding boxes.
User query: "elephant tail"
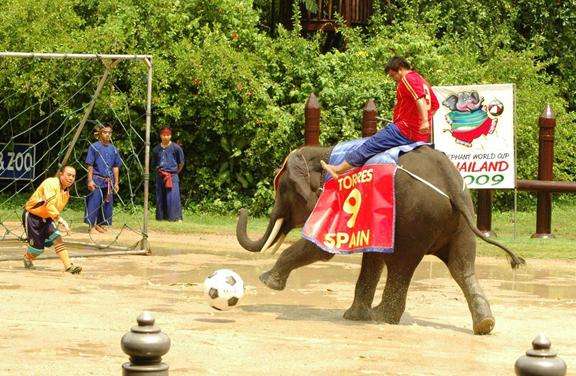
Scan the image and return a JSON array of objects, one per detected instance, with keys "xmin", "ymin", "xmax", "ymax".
[
  {"xmin": 449, "ymin": 181, "xmax": 526, "ymax": 269},
  {"xmin": 400, "ymin": 149, "xmax": 525, "ymax": 269}
]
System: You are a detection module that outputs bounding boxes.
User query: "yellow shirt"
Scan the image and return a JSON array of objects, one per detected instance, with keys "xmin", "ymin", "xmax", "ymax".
[{"xmin": 24, "ymin": 177, "xmax": 70, "ymax": 220}]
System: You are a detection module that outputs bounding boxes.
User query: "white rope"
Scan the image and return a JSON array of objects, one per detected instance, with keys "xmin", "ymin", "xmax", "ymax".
[{"xmin": 397, "ymin": 165, "xmax": 449, "ymax": 199}]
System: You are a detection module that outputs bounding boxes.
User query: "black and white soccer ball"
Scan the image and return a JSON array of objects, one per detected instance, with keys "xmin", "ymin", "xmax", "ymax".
[{"xmin": 203, "ymin": 269, "xmax": 245, "ymax": 311}]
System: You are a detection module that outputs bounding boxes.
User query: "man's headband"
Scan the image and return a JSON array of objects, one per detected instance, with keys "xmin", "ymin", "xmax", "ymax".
[{"xmin": 159, "ymin": 127, "xmax": 172, "ymax": 136}]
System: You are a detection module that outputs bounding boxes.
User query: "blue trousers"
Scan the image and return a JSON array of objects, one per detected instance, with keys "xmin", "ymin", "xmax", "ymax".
[
  {"xmin": 345, "ymin": 123, "xmax": 412, "ymax": 166},
  {"xmin": 155, "ymin": 173, "xmax": 182, "ymax": 221},
  {"xmin": 84, "ymin": 186, "xmax": 113, "ymax": 226}
]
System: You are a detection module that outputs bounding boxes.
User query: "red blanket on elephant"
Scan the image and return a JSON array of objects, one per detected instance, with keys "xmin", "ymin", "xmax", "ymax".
[{"xmin": 303, "ymin": 163, "xmax": 396, "ymax": 254}]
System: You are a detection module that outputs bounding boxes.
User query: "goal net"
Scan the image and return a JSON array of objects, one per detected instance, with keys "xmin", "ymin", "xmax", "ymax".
[{"xmin": 0, "ymin": 52, "xmax": 152, "ymax": 262}]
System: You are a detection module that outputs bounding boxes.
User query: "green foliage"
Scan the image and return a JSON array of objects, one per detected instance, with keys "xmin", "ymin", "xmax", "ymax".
[
  {"xmin": 0, "ymin": 0, "xmax": 575, "ymax": 215},
  {"xmin": 372, "ymin": 0, "xmax": 576, "ymax": 110}
]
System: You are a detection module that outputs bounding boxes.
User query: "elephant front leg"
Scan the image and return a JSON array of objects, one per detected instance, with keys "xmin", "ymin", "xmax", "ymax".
[
  {"xmin": 343, "ymin": 253, "xmax": 384, "ymax": 321},
  {"xmin": 260, "ymin": 239, "xmax": 333, "ymax": 291}
]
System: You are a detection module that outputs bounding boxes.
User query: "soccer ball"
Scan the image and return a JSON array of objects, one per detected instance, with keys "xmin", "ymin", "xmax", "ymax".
[
  {"xmin": 203, "ymin": 269, "xmax": 245, "ymax": 311},
  {"xmin": 487, "ymin": 99, "xmax": 504, "ymax": 117}
]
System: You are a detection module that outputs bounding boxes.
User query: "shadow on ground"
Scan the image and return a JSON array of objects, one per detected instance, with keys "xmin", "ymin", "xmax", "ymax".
[{"xmin": 241, "ymin": 304, "xmax": 472, "ymax": 334}]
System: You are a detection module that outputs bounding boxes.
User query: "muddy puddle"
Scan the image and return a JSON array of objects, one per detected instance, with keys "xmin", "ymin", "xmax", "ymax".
[
  {"xmin": 3, "ymin": 238, "xmax": 575, "ymax": 302},
  {"xmin": 98, "ymin": 252, "xmax": 576, "ymax": 305}
]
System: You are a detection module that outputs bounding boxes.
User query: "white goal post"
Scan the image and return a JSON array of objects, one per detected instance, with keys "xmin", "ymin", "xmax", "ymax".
[{"xmin": 0, "ymin": 51, "xmax": 153, "ymax": 259}]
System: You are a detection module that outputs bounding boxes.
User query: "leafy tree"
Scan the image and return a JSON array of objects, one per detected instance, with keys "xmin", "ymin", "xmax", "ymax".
[{"xmin": 0, "ymin": 0, "xmax": 574, "ymax": 214}]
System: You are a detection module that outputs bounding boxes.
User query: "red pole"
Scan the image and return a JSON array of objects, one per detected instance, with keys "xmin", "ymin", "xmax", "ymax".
[
  {"xmin": 304, "ymin": 93, "xmax": 320, "ymax": 145},
  {"xmin": 532, "ymin": 104, "xmax": 556, "ymax": 238},
  {"xmin": 362, "ymin": 99, "xmax": 377, "ymax": 137}
]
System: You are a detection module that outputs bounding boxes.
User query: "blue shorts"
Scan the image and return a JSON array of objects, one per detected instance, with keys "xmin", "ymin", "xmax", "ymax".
[{"xmin": 22, "ymin": 211, "xmax": 60, "ymax": 254}]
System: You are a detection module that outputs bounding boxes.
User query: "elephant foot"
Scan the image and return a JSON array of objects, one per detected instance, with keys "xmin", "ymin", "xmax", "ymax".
[
  {"xmin": 259, "ymin": 270, "xmax": 287, "ymax": 291},
  {"xmin": 470, "ymin": 295, "xmax": 495, "ymax": 335},
  {"xmin": 371, "ymin": 304, "xmax": 402, "ymax": 324},
  {"xmin": 473, "ymin": 316, "xmax": 495, "ymax": 335},
  {"xmin": 343, "ymin": 305, "xmax": 374, "ymax": 321}
]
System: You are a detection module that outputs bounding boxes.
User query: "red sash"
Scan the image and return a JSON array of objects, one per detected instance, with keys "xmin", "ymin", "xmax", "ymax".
[{"xmin": 158, "ymin": 170, "xmax": 173, "ymax": 189}]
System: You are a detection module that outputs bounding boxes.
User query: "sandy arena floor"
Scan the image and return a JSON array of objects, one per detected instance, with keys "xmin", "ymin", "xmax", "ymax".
[{"xmin": 0, "ymin": 231, "xmax": 574, "ymax": 375}]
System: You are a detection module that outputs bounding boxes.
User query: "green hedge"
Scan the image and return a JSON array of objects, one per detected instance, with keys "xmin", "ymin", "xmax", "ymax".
[{"xmin": 0, "ymin": 0, "xmax": 574, "ymax": 215}]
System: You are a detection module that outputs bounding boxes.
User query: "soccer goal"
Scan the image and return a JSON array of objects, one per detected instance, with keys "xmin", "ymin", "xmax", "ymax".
[{"xmin": 0, "ymin": 52, "xmax": 153, "ymax": 261}]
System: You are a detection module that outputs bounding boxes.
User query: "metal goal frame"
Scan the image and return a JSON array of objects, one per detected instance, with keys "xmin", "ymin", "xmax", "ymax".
[{"xmin": 0, "ymin": 51, "xmax": 153, "ymax": 260}]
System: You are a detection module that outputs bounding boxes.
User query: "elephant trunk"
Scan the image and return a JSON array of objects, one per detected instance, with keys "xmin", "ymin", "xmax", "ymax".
[{"xmin": 236, "ymin": 208, "xmax": 283, "ymax": 252}]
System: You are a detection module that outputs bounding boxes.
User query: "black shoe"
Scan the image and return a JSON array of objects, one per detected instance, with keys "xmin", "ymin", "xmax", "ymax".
[
  {"xmin": 65, "ymin": 264, "xmax": 82, "ymax": 274},
  {"xmin": 23, "ymin": 257, "xmax": 34, "ymax": 269}
]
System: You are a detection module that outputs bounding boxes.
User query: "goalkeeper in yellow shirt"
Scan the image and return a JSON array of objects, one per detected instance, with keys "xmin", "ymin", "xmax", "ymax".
[{"xmin": 22, "ymin": 165, "xmax": 82, "ymax": 274}]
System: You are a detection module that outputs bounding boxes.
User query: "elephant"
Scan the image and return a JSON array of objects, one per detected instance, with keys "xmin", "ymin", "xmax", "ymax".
[{"xmin": 236, "ymin": 145, "xmax": 524, "ymax": 335}]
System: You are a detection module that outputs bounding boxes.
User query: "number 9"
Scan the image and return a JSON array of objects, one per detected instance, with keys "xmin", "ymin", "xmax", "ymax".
[
  {"xmin": 343, "ymin": 188, "xmax": 362, "ymax": 228},
  {"xmin": 491, "ymin": 174, "xmax": 504, "ymax": 186}
]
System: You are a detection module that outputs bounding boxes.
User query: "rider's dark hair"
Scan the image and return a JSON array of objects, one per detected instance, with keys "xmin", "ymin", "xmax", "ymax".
[{"xmin": 385, "ymin": 56, "xmax": 412, "ymax": 73}]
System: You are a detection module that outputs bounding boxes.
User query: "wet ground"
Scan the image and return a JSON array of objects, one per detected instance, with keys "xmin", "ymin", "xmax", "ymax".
[{"xmin": 0, "ymin": 232, "xmax": 574, "ymax": 375}]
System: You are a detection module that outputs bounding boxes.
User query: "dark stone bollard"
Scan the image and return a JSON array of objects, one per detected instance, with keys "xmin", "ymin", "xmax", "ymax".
[
  {"xmin": 515, "ymin": 334, "xmax": 567, "ymax": 376},
  {"xmin": 121, "ymin": 311, "xmax": 171, "ymax": 375}
]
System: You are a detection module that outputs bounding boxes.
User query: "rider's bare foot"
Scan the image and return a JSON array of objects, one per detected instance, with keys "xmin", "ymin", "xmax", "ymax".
[{"xmin": 320, "ymin": 160, "xmax": 340, "ymax": 179}]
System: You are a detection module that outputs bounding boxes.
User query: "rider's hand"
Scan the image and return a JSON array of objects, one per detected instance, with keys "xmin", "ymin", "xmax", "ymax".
[{"xmin": 419, "ymin": 120, "xmax": 431, "ymax": 134}]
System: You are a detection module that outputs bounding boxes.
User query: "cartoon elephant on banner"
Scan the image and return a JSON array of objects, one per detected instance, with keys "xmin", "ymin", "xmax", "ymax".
[{"xmin": 236, "ymin": 146, "xmax": 524, "ymax": 335}]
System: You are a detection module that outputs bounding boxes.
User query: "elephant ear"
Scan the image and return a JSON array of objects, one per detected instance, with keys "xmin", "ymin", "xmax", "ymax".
[
  {"xmin": 442, "ymin": 95, "xmax": 458, "ymax": 111},
  {"xmin": 471, "ymin": 91, "xmax": 480, "ymax": 102},
  {"xmin": 287, "ymin": 152, "xmax": 313, "ymax": 203},
  {"xmin": 273, "ymin": 154, "xmax": 290, "ymax": 195}
]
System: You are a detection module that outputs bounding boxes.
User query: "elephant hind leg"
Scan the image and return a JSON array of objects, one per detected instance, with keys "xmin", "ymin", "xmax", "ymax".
[
  {"xmin": 260, "ymin": 239, "xmax": 334, "ymax": 290},
  {"xmin": 444, "ymin": 235, "xmax": 495, "ymax": 335}
]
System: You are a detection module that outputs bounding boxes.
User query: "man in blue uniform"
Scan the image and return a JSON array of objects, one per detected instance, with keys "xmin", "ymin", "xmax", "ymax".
[
  {"xmin": 84, "ymin": 124, "xmax": 123, "ymax": 233},
  {"xmin": 153, "ymin": 127, "xmax": 184, "ymax": 221}
]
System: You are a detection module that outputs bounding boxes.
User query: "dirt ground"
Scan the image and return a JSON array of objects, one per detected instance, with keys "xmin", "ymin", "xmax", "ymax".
[{"xmin": 0, "ymin": 230, "xmax": 574, "ymax": 375}]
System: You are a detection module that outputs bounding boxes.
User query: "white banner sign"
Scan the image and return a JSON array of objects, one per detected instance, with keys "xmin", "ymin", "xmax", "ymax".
[{"xmin": 432, "ymin": 84, "xmax": 515, "ymax": 189}]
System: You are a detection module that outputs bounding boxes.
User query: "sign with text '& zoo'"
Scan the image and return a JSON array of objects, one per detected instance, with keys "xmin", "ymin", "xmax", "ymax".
[
  {"xmin": 0, "ymin": 143, "xmax": 36, "ymax": 180},
  {"xmin": 302, "ymin": 163, "xmax": 396, "ymax": 254},
  {"xmin": 432, "ymin": 84, "xmax": 515, "ymax": 189}
]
